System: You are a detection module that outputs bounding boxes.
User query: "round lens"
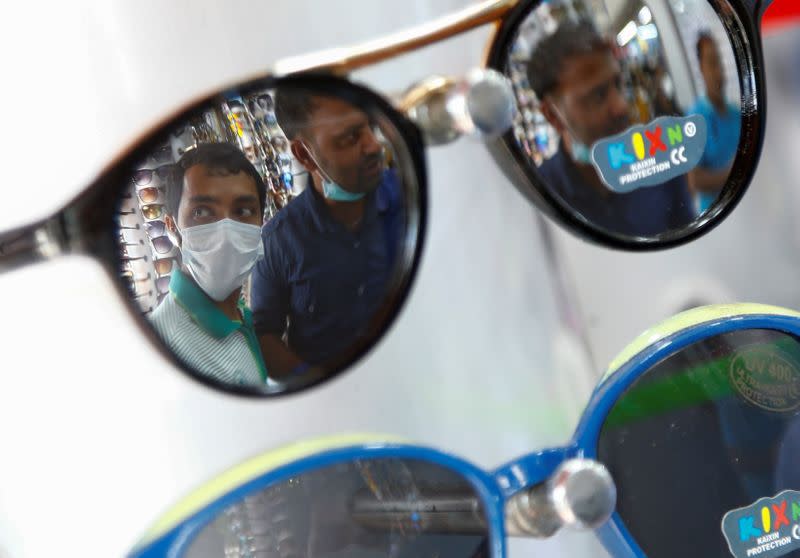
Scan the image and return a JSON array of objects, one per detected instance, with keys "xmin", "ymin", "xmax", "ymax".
[
  {"xmin": 114, "ymin": 78, "xmax": 424, "ymax": 397},
  {"xmin": 141, "ymin": 204, "xmax": 164, "ymax": 220},
  {"xmin": 490, "ymin": 0, "xmax": 757, "ymax": 248},
  {"xmin": 183, "ymin": 457, "xmax": 489, "ymax": 558},
  {"xmin": 137, "ymin": 187, "xmax": 160, "ymax": 204},
  {"xmin": 598, "ymin": 328, "xmax": 800, "ymax": 558}
]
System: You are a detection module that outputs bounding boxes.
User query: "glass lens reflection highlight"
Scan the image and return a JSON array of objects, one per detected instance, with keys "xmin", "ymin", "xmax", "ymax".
[
  {"xmin": 115, "ymin": 85, "xmax": 416, "ymax": 393},
  {"xmin": 598, "ymin": 329, "xmax": 800, "ymax": 558},
  {"xmin": 184, "ymin": 458, "xmax": 489, "ymax": 558},
  {"xmin": 506, "ymin": 0, "xmax": 742, "ymax": 238}
]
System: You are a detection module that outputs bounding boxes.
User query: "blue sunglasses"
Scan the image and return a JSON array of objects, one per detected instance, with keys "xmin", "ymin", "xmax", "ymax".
[{"xmin": 131, "ymin": 303, "xmax": 800, "ymax": 558}]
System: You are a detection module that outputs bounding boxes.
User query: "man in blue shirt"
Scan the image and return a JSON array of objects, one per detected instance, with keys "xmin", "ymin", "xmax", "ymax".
[
  {"xmin": 687, "ymin": 31, "xmax": 741, "ymax": 214},
  {"xmin": 250, "ymin": 90, "xmax": 403, "ymax": 378},
  {"xmin": 526, "ymin": 21, "xmax": 695, "ymax": 237}
]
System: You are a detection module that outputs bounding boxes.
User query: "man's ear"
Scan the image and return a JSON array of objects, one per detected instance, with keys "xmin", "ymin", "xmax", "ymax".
[
  {"xmin": 540, "ymin": 98, "xmax": 565, "ymax": 136},
  {"xmin": 164, "ymin": 214, "xmax": 181, "ymax": 248},
  {"xmin": 290, "ymin": 139, "xmax": 318, "ymax": 173}
]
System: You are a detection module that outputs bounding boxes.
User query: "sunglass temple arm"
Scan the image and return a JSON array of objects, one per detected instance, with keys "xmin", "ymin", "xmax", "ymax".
[{"xmin": 0, "ymin": 215, "xmax": 66, "ymax": 274}]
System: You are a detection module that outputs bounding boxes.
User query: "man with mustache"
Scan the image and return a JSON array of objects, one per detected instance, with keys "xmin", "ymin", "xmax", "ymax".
[
  {"xmin": 528, "ymin": 21, "xmax": 694, "ymax": 237},
  {"xmin": 250, "ymin": 90, "xmax": 403, "ymax": 378}
]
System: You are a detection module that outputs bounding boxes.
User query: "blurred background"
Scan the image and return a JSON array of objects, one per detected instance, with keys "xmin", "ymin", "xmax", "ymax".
[{"xmin": 0, "ymin": 1, "xmax": 798, "ymax": 557}]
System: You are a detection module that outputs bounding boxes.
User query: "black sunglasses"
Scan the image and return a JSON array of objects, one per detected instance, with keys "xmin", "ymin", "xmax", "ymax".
[{"xmin": 0, "ymin": 0, "xmax": 772, "ymax": 398}]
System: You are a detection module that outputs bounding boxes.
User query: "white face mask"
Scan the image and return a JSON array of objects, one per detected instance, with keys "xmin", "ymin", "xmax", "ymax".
[{"xmin": 179, "ymin": 218, "xmax": 263, "ymax": 302}]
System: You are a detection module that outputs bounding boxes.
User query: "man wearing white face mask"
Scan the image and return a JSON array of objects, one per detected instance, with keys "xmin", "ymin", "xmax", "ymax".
[{"xmin": 149, "ymin": 143, "xmax": 269, "ymax": 386}]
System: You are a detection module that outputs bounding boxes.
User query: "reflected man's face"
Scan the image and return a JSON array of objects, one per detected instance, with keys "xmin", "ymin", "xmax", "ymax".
[
  {"xmin": 549, "ymin": 50, "xmax": 632, "ymax": 149},
  {"xmin": 176, "ymin": 164, "xmax": 262, "ymax": 230},
  {"xmin": 699, "ymin": 39, "xmax": 725, "ymax": 102},
  {"xmin": 297, "ymin": 97, "xmax": 385, "ymax": 194}
]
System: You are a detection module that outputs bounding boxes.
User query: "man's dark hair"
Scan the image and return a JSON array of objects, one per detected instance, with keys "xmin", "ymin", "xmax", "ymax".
[
  {"xmin": 274, "ymin": 87, "xmax": 319, "ymax": 141},
  {"xmin": 695, "ymin": 30, "xmax": 715, "ymax": 63},
  {"xmin": 526, "ymin": 20, "xmax": 610, "ymax": 99},
  {"xmin": 166, "ymin": 142, "xmax": 266, "ymax": 217}
]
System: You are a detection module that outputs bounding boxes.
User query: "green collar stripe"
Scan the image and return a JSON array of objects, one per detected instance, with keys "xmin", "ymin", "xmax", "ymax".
[{"xmin": 170, "ymin": 270, "xmax": 267, "ymax": 382}]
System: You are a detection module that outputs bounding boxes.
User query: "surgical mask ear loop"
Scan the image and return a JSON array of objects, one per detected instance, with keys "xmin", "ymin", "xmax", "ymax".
[
  {"xmin": 301, "ymin": 142, "xmax": 366, "ymax": 202},
  {"xmin": 550, "ymin": 104, "xmax": 593, "ymax": 165}
]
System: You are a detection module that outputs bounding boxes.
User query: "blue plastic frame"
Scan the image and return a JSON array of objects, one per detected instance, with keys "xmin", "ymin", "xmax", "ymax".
[{"xmin": 130, "ymin": 311, "xmax": 800, "ymax": 558}]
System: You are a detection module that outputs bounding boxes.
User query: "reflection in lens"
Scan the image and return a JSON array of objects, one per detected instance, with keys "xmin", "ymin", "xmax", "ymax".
[
  {"xmin": 156, "ymin": 276, "xmax": 170, "ymax": 295},
  {"xmin": 153, "ymin": 257, "xmax": 175, "ymax": 276},
  {"xmin": 137, "ymin": 187, "xmax": 162, "ymax": 204},
  {"xmin": 598, "ymin": 329, "xmax": 800, "ymax": 558},
  {"xmin": 114, "ymin": 82, "xmax": 420, "ymax": 395},
  {"xmin": 504, "ymin": 0, "xmax": 742, "ymax": 239},
  {"xmin": 184, "ymin": 458, "xmax": 489, "ymax": 558},
  {"xmin": 141, "ymin": 204, "xmax": 164, "ymax": 220},
  {"xmin": 144, "ymin": 220, "xmax": 166, "ymax": 238},
  {"xmin": 151, "ymin": 235, "xmax": 173, "ymax": 254}
]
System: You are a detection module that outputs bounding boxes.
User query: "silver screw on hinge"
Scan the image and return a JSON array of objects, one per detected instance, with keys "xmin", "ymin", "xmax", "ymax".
[
  {"xmin": 505, "ymin": 458, "xmax": 616, "ymax": 538},
  {"xmin": 400, "ymin": 68, "xmax": 516, "ymax": 146}
]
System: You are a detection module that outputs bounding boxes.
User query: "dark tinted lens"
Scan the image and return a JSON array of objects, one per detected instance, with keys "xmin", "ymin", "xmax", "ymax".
[
  {"xmin": 144, "ymin": 220, "xmax": 166, "ymax": 237},
  {"xmin": 598, "ymin": 329, "xmax": 800, "ymax": 558},
  {"xmin": 114, "ymin": 79, "xmax": 423, "ymax": 398},
  {"xmin": 138, "ymin": 187, "xmax": 160, "ymax": 204},
  {"xmin": 184, "ymin": 458, "xmax": 489, "ymax": 558},
  {"xmin": 132, "ymin": 169, "xmax": 153, "ymax": 186},
  {"xmin": 156, "ymin": 276, "xmax": 170, "ymax": 295},
  {"xmin": 151, "ymin": 235, "xmax": 173, "ymax": 254}
]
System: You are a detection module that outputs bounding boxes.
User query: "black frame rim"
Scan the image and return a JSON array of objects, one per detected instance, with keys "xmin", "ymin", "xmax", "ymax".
[
  {"xmin": 61, "ymin": 72, "xmax": 429, "ymax": 398},
  {"xmin": 484, "ymin": 0, "xmax": 767, "ymax": 251}
]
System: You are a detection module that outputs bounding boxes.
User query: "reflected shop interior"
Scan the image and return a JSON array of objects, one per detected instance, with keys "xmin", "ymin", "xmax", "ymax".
[
  {"xmin": 116, "ymin": 85, "xmax": 417, "ymax": 394},
  {"xmin": 506, "ymin": 0, "xmax": 741, "ymax": 237}
]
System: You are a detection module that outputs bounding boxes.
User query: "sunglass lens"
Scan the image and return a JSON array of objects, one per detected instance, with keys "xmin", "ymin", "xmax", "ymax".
[
  {"xmin": 598, "ymin": 329, "xmax": 800, "ymax": 558},
  {"xmin": 137, "ymin": 187, "xmax": 159, "ymax": 204},
  {"xmin": 141, "ymin": 204, "xmax": 163, "ymax": 220},
  {"xmin": 156, "ymin": 276, "xmax": 170, "ymax": 294},
  {"xmin": 182, "ymin": 457, "xmax": 489, "ymax": 558},
  {"xmin": 153, "ymin": 258, "xmax": 174, "ymax": 275},
  {"xmin": 132, "ymin": 169, "xmax": 153, "ymax": 186},
  {"xmin": 151, "ymin": 235, "xmax": 173, "ymax": 254},
  {"xmin": 144, "ymin": 220, "xmax": 166, "ymax": 237}
]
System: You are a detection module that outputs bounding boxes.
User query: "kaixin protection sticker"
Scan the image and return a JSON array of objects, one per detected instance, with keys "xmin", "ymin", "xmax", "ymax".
[
  {"xmin": 590, "ymin": 114, "xmax": 707, "ymax": 194},
  {"xmin": 721, "ymin": 490, "xmax": 800, "ymax": 558}
]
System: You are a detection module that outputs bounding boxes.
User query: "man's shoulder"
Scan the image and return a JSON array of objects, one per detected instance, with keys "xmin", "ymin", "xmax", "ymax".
[
  {"xmin": 263, "ymin": 190, "xmax": 312, "ymax": 237},
  {"xmin": 688, "ymin": 96, "xmax": 712, "ymax": 116}
]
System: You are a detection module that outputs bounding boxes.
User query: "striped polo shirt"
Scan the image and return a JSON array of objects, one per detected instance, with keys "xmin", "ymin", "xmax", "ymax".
[{"xmin": 150, "ymin": 269, "xmax": 267, "ymax": 386}]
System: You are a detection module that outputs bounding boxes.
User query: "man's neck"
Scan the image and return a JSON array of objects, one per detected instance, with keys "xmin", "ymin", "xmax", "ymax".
[
  {"xmin": 182, "ymin": 266, "xmax": 242, "ymax": 321},
  {"xmin": 217, "ymin": 289, "xmax": 243, "ymax": 322}
]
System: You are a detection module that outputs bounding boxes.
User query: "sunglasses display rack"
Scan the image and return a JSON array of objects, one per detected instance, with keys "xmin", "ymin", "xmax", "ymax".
[{"xmin": 118, "ymin": 188, "xmax": 159, "ymax": 314}]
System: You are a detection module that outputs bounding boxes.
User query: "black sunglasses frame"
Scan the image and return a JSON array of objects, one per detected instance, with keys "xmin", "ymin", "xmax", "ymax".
[
  {"xmin": 484, "ymin": 0, "xmax": 768, "ymax": 251},
  {"xmin": 0, "ymin": 74, "xmax": 427, "ymax": 398}
]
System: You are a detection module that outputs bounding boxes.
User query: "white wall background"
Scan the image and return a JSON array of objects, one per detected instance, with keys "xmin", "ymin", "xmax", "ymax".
[
  {"xmin": 0, "ymin": 1, "xmax": 797, "ymax": 557},
  {"xmin": 0, "ymin": 1, "xmax": 603, "ymax": 557}
]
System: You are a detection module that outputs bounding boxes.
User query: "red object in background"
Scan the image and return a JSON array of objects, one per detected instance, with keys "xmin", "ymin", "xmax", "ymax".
[{"xmin": 762, "ymin": 0, "xmax": 800, "ymax": 34}]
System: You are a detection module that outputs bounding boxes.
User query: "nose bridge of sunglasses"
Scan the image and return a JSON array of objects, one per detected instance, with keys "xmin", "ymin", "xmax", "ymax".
[
  {"xmin": 502, "ymin": 458, "xmax": 616, "ymax": 538},
  {"xmin": 399, "ymin": 68, "xmax": 516, "ymax": 146}
]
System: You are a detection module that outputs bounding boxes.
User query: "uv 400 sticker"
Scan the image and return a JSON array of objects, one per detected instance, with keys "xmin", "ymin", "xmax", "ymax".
[
  {"xmin": 721, "ymin": 490, "xmax": 800, "ymax": 558},
  {"xmin": 591, "ymin": 114, "xmax": 707, "ymax": 194}
]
